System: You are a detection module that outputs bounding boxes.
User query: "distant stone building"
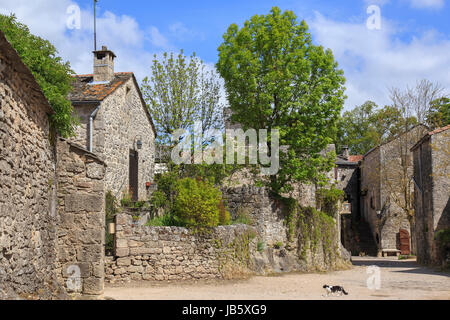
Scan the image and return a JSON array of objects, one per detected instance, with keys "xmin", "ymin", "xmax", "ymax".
[
  {"xmin": 360, "ymin": 125, "xmax": 428, "ymax": 257},
  {"xmin": 0, "ymin": 30, "xmax": 106, "ymax": 299},
  {"xmin": 411, "ymin": 125, "xmax": 450, "ymax": 266},
  {"xmin": 69, "ymin": 46, "xmax": 156, "ymax": 201},
  {"xmin": 334, "ymin": 147, "xmax": 365, "ymax": 255}
]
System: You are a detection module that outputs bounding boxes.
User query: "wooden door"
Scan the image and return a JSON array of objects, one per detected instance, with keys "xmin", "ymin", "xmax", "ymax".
[
  {"xmin": 129, "ymin": 150, "xmax": 139, "ymax": 202},
  {"xmin": 399, "ymin": 229, "xmax": 411, "ymax": 255}
]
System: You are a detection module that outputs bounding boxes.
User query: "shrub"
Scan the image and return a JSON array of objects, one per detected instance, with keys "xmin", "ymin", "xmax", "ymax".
[
  {"xmin": 105, "ymin": 191, "xmax": 119, "ymax": 255},
  {"xmin": 232, "ymin": 207, "xmax": 254, "ymax": 225},
  {"xmin": 218, "ymin": 200, "xmax": 231, "ymax": 226},
  {"xmin": 316, "ymin": 185, "xmax": 345, "ymax": 217},
  {"xmin": 146, "ymin": 214, "xmax": 180, "ymax": 227},
  {"xmin": 120, "ymin": 191, "xmax": 133, "ymax": 207},
  {"xmin": 150, "ymin": 190, "xmax": 167, "ymax": 209},
  {"xmin": 172, "ymin": 178, "xmax": 223, "ymax": 230},
  {"xmin": 0, "ymin": 14, "xmax": 77, "ymax": 137},
  {"xmin": 257, "ymin": 241, "xmax": 265, "ymax": 252}
]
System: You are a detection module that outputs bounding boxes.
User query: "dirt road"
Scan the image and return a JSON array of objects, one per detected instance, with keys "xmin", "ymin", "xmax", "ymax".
[{"xmin": 104, "ymin": 257, "xmax": 450, "ymax": 300}]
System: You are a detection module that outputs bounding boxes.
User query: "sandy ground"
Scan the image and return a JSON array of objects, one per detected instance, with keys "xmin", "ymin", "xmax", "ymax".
[{"xmin": 104, "ymin": 257, "xmax": 450, "ymax": 300}]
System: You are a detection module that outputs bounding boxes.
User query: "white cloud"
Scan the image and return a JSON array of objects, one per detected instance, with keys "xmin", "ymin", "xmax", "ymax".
[
  {"xmin": 310, "ymin": 11, "xmax": 450, "ymax": 110},
  {"xmin": 0, "ymin": 0, "xmax": 177, "ymax": 81},
  {"xmin": 409, "ymin": 0, "xmax": 445, "ymax": 9}
]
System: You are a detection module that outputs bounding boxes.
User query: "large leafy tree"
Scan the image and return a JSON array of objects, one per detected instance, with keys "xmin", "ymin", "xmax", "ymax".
[
  {"xmin": 336, "ymin": 101, "xmax": 416, "ymax": 155},
  {"xmin": 0, "ymin": 14, "xmax": 76, "ymax": 137},
  {"xmin": 141, "ymin": 51, "xmax": 223, "ymax": 147},
  {"xmin": 217, "ymin": 7, "xmax": 346, "ymax": 193},
  {"xmin": 426, "ymin": 97, "xmax": 450, "ymax": 129}
]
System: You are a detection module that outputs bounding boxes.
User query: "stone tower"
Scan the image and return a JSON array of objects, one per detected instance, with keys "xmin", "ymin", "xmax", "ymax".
[{"xmin": 93, "ymin": 45, "xmax": 116, "ymax": 82}]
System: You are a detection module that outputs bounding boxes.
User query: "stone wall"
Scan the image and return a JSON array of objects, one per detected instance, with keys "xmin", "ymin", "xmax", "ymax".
[
  {"xmin": 0, "ymin": 35, "xmax": 62, "ymax": 299},
  {"xmin": 223, "ymin": 186, "xmax": 349, "ymax": 274},
  {"xmin": 54, "ymin": 139, "xmax": 106, "ymax": 297},
  {"xmin": 105, "ymin": 213, "xmax": 256, "ymax": 283},
  {"xmin": 413, "ymin": 128, "xmax": 450, "ymax": 266},
  {"xmin": 0, "ymin": 31, "xmax": 107, "ymax": 299}
]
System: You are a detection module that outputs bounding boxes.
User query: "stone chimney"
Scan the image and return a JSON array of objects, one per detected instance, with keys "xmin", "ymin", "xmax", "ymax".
[
  {"xmin": 342, "ymin": 145, "xmax": 349, "ymax": 160},
  {"xmin": 93, "ymin": 46, "xmax": 116, "ymax": 82}
]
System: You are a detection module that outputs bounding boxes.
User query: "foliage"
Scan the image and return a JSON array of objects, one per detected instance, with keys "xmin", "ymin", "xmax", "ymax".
[
  {"xmin": 231, "ymin": 207, "xmax": 254, "ymax": 225},
  {"xmin": 145, "ymin": 213, "xmax": 182, "ymax": 227},
  {"xmin": 426, "ymin": 97, "xmax": 450, "ymax": 129},
  {"xmin": 150, "ymin": 190, "xmax": 167, "ymax": 209},
  {"xmin": 218, "ymin": 200, "xmax": 231, "ymax": 226},
  {"xmin": 257, "ymin": 241, "xmax": 265, "ymax": 252},
  {"xmin": 217, "ymin": 7, "xmax": 346, "ymax": 194},
  {"xmin": 0, "ymin": 14, "xmax": 77, "ymax": 137},
  {"xmin": 172, "ymin": 177, "xmax": 225, "ymax": 230},
  {"xmin": 435, "ymin": 229, "xmax": 450, "ymax": 248},
  {"xmin": 274, "ymin": 241, "xmax": 283, "ymax": 249},
  {"xmin": 105, "ymin": 191, "xmax": 119, "ymax": 254},
  {"xmin": 120, "ymin": 191, "xmax": 134, "ymax": 207},
  {"xmin": 316, "ymin": 185, "xmax": 345, "ymax": 217},
  {"xmin": 336, "ymin": 101, "xmax": 417, "ymax": 155},
  {"xmin": 141, "ymin": 50, "xmax": 223, "ymax": 146}
]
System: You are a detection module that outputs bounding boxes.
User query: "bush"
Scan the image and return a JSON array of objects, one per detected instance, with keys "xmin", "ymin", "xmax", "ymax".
[
  {"xmin": 0, "ymin": 14, "xmax": 77, "ymax": 137},
  {"xmin": 232, "ymin": 207, "xmax": 254, "ymax": 225},
  {"xmin": 316, "ymin": 185, "xmax": 345, "ymax": 217},
  {"xmin": 150, "ymin": 190, "xmax": 167, "ymax": 209},
  {"xmin": 218, "ymin": 200, "xmax": 231, "ymax": 226},
  {"xmin": 172, "ymin": 177, "xmax": 223, "ymax": 230},
  {"xmin": 146, "ymin": 214, "xmax": 181, "ymax": 227}
]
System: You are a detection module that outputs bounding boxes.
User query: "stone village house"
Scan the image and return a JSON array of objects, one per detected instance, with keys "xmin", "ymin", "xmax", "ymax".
[
  {"xmin": 68, "ymin": 46, "xmax": 156, "ymax": 201},
  {"xmin": 411, "ymin": 125, "xmax": 450, "ymax": 266},
  {"xmin": 359, "ymin": 125, "xmax": 428, "ymax": 257},
  {"xmin": 0, "ymin": 30, "xmax": 107, "ymax": 299}
]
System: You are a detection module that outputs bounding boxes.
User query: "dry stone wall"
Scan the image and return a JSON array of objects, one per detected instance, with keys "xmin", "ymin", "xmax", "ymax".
[
  {"xmin": 0, "ymin": 41, "xmax": 62, "ymax": 299},
  {"xmin": 105, "ymin": 213, "xmax": 256, "ymax": 283},
  {"xmin": 55, "ymin": 140, "xmax": 106, "ymax": 297}
]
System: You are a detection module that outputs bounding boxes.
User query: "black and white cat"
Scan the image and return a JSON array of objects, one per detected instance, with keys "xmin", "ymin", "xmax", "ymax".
[{"xmin": 323, "ymin": 284, "xmax": 349, "ymax": 296}]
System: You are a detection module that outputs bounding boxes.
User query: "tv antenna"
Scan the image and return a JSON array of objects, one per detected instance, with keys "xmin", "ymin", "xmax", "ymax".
[{"xmin": 94, "ymin": 0, "xmax": 98, "ymax": 51}]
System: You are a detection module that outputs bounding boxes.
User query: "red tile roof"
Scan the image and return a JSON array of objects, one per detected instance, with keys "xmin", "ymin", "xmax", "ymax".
[
  {"xmin": 348, "ymin": 155, "xmax": 363, "ymax": 162},
  {"xmin": 69, "ymin": 73, "xmax": 133, "ymax": 102}
]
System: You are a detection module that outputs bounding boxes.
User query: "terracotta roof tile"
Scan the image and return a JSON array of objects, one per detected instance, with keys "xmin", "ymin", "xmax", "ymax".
[
  {"xmin": 348, "ymin": 155, "xmax": 363, "ymax": 162},
  {"xmin": 69, "ymin": 73, "xmax": 133, "ymax": 102}
]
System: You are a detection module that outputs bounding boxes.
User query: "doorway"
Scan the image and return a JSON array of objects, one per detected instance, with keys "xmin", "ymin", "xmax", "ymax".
[{"xmin": 129, "ymin": 149, "xmax": 139, "ymax": 202}]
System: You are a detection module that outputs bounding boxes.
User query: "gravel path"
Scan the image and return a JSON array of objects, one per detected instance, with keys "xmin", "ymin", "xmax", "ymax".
[{"xmin": 104, "ymin": 257, "xmax": 450, "ymax": 300}]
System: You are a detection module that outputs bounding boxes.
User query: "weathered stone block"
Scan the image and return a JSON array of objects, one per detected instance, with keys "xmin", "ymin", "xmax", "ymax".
[{"xmin": 65, "ymin": 194, "xmax": 102, "ymax": 212}]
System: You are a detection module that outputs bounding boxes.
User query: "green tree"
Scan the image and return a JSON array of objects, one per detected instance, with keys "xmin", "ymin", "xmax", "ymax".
[
  {"xmin": 0, "ymin": 14, "xmax": 76, "ymax": 137},
  {"xmin": 336, "ymin": 101, "xmax": 417, "ymax": 155},
  {"xmin": 141, "ymin": 50, "xmax": 223, "ymax": 146},
  {"xmin": 217, "ymin": 7, "xmax": 346, "ymax": 193},
  {"xmin": 426, "ymin": 97, "xmax": 450, "ymax": 129}
]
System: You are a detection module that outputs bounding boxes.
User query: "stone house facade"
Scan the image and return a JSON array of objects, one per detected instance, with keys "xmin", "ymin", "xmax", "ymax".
[
  {"xmin": 68, "ymin": 46, "xmax": 156, "ymax": 201},
  {"xmin": 360, "ymin": 125, "xmax": 428, "ymax": 256},
  {"xmin": 411, "ymin": 125, "xmax": 450, "ymax": 266},
  {"xmin": 0, "ymin": 30, "xmax": 106, "ymax": 299}
]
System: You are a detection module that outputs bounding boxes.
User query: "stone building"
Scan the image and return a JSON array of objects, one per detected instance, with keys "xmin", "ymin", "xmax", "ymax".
[
  {"xmin": 360, "ymin": 125, "xmax": 428, "ymax": 257},
  {"xmin": 0, "ymin": 30, "xmax": 106, "ymax": 299},
  {"xmin": 68, "ymin": 46, "xmax": 156, "ymax": 201},
  {"xmin": 411, "ymin": 125, "xmax": 450, "ymax": 266},
  {"xmin": 334, "ymin": 147, "xmax": 368, "ymax": 255}
]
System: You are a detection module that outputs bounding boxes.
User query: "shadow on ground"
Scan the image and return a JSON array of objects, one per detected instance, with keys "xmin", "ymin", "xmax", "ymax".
[{"xmin": 351, "ymin": 257, "xmax": 450, "ymax": 277}]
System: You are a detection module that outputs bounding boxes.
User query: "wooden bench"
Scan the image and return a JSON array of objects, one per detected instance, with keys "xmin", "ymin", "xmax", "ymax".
[{"xmin": 381, "ymin": 249, "xmax": 401, "ymax": 257}]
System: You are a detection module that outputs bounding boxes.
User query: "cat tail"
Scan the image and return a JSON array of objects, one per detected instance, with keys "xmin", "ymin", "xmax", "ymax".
[{"xmin": 343, "ymin": 290, "xmax": 348, "ymax": 295}]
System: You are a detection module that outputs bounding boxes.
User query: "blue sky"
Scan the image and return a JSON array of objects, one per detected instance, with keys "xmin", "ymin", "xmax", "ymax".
[{"xmin": 1, "ymin": 0, "xmax": 449, "ymax": 109}]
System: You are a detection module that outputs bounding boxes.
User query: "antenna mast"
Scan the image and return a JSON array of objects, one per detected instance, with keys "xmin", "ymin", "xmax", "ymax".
[{"xmin": 94, "ymin": 0, "xmax": 98, "ymax": 51}]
